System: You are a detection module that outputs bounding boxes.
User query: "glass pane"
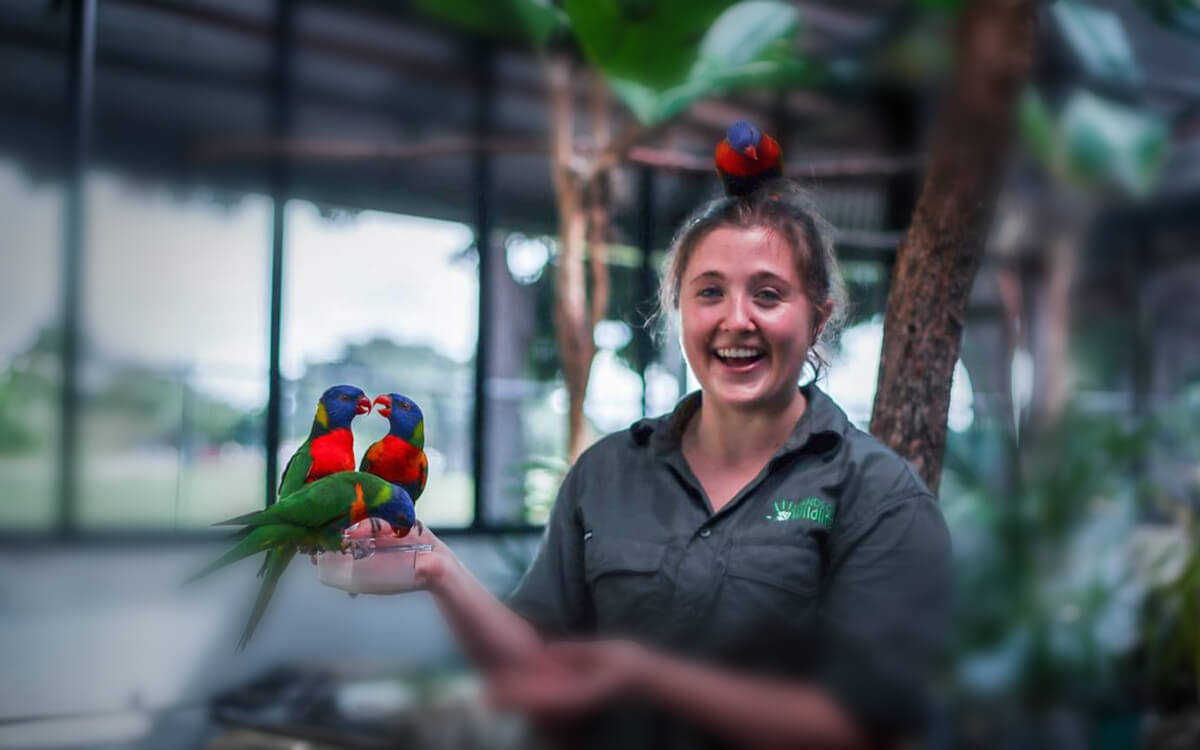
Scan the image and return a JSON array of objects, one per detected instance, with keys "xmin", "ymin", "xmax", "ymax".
[
  {"xmin": 282, "ymin": 201, "xmax": 477, "ymax": 527},
  {"xmin": 0, "ymin": 162, "xmax": 63, "ymax": 530},
  {"xmin": 79, "ymin": 173, "xmax": 270, "ymax": 529},
  {"xmin": 486, "ymin": 233, "xmax": 648, "ymax": 525}
]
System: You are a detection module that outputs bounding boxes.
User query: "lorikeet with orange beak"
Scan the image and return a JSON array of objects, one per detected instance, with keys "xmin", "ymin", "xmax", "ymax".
[
  {"xmin": 259, "ymin": 384, "xmax": 369, "ymax": 577},
  {"xmin": 360, "ymin": 393, "xmax": 428, "ymax": 503},
  {"xmin": 279, "ymin": 384, "xmax": 371, "ymax": 499},
  {"xmin": 715, "ymin": 120, "xmax": 783, "ymax": 198},
  {"xmin": 187, "ymin": 471, "xmax": 416, "ymax": 651}
]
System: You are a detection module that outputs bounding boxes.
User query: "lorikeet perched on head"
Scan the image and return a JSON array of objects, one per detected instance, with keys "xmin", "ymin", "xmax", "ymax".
[
  {"xmin": 715, "ymin": 120, "xmax": 783, "ymax": 198},
  {"xmin": 187, "ymin": 471, "xmax": 416, "ymax": 651},
  {"xmin": 360, "ymin": 393, "xmax": 428, "ymax": 503},
  {"xmin": 278, "ymin": 384, "xmax": 372, "ymax": 499}
]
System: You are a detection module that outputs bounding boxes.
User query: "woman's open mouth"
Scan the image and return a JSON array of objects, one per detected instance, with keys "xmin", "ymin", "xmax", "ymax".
[{"xmin": 713, "ymin": 346, "xmax": 766, "ymax": 371}]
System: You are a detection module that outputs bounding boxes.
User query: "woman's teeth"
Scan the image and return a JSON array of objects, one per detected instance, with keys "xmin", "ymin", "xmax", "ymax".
[{"xmin": 715, "ymin": 347, "xmax": 764, "ymax": 363}]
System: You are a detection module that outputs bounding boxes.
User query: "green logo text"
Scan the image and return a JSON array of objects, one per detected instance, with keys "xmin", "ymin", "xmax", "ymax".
[{"xmin": 765, "ymin": 497, "xmax": 834, "ymax": 527}]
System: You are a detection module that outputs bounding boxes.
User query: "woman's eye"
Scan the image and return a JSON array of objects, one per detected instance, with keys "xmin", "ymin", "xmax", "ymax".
[
  {"xmin": 697, "ymin": 287, "xmax": 721, "ymax": 298},
  {"xmin": 755, "ymin": 289, "xmax": 782, "ymax": 302}
]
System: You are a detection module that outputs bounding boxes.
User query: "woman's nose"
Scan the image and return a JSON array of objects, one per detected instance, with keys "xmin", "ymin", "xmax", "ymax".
[{"xmin": 720, "ymin": 294, "xmax": 756, "ymax": 331}]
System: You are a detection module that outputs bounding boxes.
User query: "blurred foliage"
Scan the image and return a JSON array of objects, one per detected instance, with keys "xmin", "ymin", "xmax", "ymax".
[
  {"xmin": 942, "ymin": 389, "xmax": 1200, "ymax": 742},
  {"xmin": 1052, "ymin": 2, "xmax": 1143, "ymax": 85},
  {"xmin": 1138, "ymin": 0, "xmax": 1200, "ymax": 38},
  {"xmin": 413, "ymin": 0, "xmax": 566, "ymax": 48},
  {"xmin": 563, "ymin": 0, "xmax": 735, "ymax": 90},
  {"xmin": 413, "ymin": 0, "xmax": 813, "ymax": 126},
  {"xmin": 1019, "ymin": 88, "xmax": 1168, "ymax": 198},
  {"xmin": 511, "ymin": 454, "xmax": 570, "ymax": 524},
  {"xmin": 603, "ymin": 2, "xmax": 814, "ymax": 125}
]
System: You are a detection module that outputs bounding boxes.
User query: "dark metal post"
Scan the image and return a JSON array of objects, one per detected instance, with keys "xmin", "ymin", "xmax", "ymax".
[
  {"xmin": 58, "ymin": 0, "xmax": 97, "ymax": 536},
  {"xmin": 637, "ymin": 166, "xmax": 656, "ymax": 417},
  {"xmin": 265, "ymin": 0, "xmax": 295, "ymax": 506},
  {"xmin": 470, "ymin": 42, "xmax": 495, "ymax": 529}
]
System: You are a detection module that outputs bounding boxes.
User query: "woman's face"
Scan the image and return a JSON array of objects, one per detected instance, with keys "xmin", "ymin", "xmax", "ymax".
[{"xmin": 679, "ymin": 225, "xmax": 822, "ymax": 412}]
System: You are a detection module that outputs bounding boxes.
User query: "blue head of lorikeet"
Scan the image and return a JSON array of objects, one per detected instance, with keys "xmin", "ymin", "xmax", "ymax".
[
  {"xmin": 726, "ymin": 121, "xmax": 764, "ymax": 160},
  {"xmin": 715, "ymin": 120, "xmax": 783, "ymax": 198},
  {"xmin": 319, "ymin": 384, "xmax": 371, "ymax": 430},
  {"xmin": 374, "ymin": 393, "xmax": 424, "ymax": 446},
  {"xmin": 373, "ymin": 481, "xmax": 418, "ymax": 535}
]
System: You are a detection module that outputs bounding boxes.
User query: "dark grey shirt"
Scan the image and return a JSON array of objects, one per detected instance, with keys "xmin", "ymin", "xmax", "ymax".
[{"xmin": 508, "ymin": 386, "xmax": 950, "ymax": 748}]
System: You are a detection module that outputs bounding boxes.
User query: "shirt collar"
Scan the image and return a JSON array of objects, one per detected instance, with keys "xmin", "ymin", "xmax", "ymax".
[{"xmin": 633, "ymin": 384, "xmax": 849, "ymax": 460}]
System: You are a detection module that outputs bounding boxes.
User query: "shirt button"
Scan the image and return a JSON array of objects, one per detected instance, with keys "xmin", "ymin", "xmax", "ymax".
[{"xmin": 699, "ymin": 528, "xmax": 712, "ymax": 538}]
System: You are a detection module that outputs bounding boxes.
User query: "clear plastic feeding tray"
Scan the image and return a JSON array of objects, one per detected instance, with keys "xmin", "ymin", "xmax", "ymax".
[{"xmin": 318, "ymin": 534, "xmax": 434, "ymax": 595}]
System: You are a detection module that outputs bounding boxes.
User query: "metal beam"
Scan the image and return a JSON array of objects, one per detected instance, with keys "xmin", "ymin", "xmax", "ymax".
[
  {"xmin": 471, "ymin": 41, "xmax": 495, "ymax": 528},
  {"xmin": 58, "ymin": 0, "xmax": 97, "ymax": 536},
  {"xmin": 265, "ymin": 0, "xmax": 295, "ymax": 507}
]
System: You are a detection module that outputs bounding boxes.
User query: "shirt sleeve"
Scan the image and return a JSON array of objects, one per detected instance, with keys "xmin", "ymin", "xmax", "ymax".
[
  {"xmin": 815, "ymin": 491, "xmax": 951, "ymax": 738},
  {"xmin": 505, "ymin": 462, "xmax": 594, "ymax": 637}
]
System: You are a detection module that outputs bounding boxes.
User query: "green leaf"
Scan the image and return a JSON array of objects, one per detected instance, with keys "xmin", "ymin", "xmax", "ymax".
[
  {"xmin": 413, "ymin": 0, "xmax": 564, "ymax": 47},
  {"xmin": 512, "ymin": 0, "xmax": 568, "ymax": 48},
  {"xmin": 693, "ymin": 1, "xmax": 800, "ymax": 71},
  {"xmin": 607, "ymin": 78, "xmax": 665, "ymax": 124},
  {"xmin": 1051, "ymin": 2, "xmax": 1142, "ymax": 84},
  {"xmin": 1018, "ymin": 87, "xmax": 1056, "ymax": 166},
  {"xmin": 606, "ymin": 1, "xmax": 808, "ymax": 125},
  {"xmin": 564, "ymin": 0, "xmax": 734, "ymax": 91},
  {"xmin": 1059, "ymin": 91, "xmax": 1168, "ymax": 197},
  {"xmin": 413, "ymin": 0, "xmax": 523, "ymax": 40}
]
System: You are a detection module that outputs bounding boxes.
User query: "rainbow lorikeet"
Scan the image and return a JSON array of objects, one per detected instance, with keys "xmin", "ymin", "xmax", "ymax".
[
  {"xmin": 188, "ymin": 471, "xmax": 416, "ymax": 651},
  {"xmin": 278, "ymin": 384, "xmax": 372, "ymax": 499},
  {"xmin": 360, "ymin": 393, "xmax": 428, "ymax": 503},
  {"xmin": 715, "ymin": 120, "xmax": 783, "ymax": 198},
  {"xmin": 258, "ymin": 384, "xmax": 370, "ymax": 578}
]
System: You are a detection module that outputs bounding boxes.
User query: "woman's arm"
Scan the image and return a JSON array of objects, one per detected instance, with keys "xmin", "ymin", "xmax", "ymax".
[
  {"xmin": 495, "ymin": 639, "xmax": 880, "ymax": 749},
  {"xmin": 630, "ymin": 645, "xmax": 878, "ymax": 750},
  {"xmin": 405, "ymin": 526, "xmax": 547, "ymax": 674}
]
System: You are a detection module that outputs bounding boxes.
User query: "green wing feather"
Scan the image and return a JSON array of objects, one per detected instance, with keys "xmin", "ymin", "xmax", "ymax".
[
  {"xmin": 236, "ymin": 546, "xmax": 296, "ymax": 652},
  {"xmin": 185, "ymin": 524, "xmax": 311, "ymax": 584},
  {"xmin": 277, "ymin": 438, "xmax": 315, "ymax": 498},
  {"xmin": 215, "ymin": 472, "xmax": 379, "ymax": 531}
]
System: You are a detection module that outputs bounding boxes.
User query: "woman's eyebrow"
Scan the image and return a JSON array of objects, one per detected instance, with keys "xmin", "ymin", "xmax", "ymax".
[
  {"xmin": 748, "ymin": 270, "xmax": 791, "ymax": 285},
  {"xmin": 687, "ymin": 270, "xmax": 725, "ymax": 283}
]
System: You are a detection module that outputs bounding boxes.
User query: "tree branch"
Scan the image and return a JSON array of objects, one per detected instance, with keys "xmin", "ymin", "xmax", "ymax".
[{"xmin": 869, "ymin": 0, "xmax": 1038, "ymax": 493}]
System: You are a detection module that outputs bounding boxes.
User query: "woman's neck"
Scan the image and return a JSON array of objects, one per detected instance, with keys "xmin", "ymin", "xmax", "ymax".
[{"xmin": 686, "ymin": 388, "xmax": 808, "ymax": 468}]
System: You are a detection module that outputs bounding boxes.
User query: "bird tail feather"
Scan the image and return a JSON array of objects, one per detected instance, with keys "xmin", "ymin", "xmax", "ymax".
[
  {"xmin": 183, "ymin": 529, "xmax": 274, "ymax": 585},
  {"xmin": 235, "ymin": 547, "xmax": 296, "ymax": 652},
  {"xmin": 212, "ymin": 509, "xmax": 263, "ymax": 527}
]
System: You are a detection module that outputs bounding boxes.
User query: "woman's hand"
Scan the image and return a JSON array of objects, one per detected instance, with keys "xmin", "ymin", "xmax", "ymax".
[
  {"xmin": 488, "ymin": 639, "xmax": 653, "ymax": 717},
  {"xmin": 341, "ymin": 518, "xmax": 462, "ymax": 594}
]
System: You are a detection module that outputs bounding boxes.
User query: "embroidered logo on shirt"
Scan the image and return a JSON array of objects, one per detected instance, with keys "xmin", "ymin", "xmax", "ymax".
[{"xmin": 765, "ymin": 497, "xmax": 834, "ymax": 527}]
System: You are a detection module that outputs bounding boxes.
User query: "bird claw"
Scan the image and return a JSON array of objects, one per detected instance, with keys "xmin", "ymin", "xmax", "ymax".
[{"xmin": 370, "ymin": 517, "xmax": 381, "ymax": 534}]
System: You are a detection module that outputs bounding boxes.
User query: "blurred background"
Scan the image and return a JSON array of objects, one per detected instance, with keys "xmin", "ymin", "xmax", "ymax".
[{"xmin": 0, "ymin": 0, "xmax": 1198, "ymax": 747}]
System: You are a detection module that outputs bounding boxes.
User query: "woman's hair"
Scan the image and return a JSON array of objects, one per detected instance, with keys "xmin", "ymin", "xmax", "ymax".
[{"xmin": 656, "ymin": 179, "xmax": 847, "ymax": 384}]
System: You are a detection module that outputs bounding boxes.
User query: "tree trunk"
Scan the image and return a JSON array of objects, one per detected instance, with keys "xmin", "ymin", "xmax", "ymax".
[{"xmin": 869, "ymin": 0, "xmax": 1037, "ymax": 494}]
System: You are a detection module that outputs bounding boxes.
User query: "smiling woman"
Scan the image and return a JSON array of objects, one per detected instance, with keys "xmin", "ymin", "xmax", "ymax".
[{"xmin": 360, "ymin": 178, "xmax": 952, "ymax": 750}]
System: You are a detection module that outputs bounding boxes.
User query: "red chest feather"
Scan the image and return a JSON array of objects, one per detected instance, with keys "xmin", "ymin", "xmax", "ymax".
[
  {"xmin": 365, "ymin": 435, "xmax": 425, "ymax": 485},
  {"xmin": 307, "ymin": 429, "xmax": 355, "ymax": 482}
]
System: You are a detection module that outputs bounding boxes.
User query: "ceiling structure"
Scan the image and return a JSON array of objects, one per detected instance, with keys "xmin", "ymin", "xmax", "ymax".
[{"xmin": 0, "ymin": 0, "xmax": 1196, "ymax": 247}]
